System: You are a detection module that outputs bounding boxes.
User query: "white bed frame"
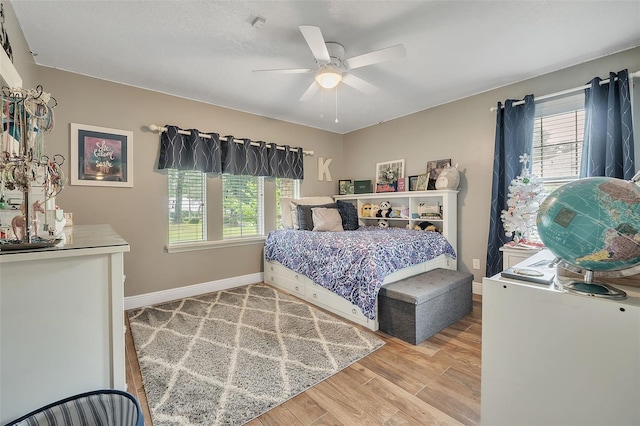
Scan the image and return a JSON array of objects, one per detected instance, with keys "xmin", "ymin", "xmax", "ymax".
[{"xmin": 264, "ymin": 253, "xmax": 456, "ymax": 331}]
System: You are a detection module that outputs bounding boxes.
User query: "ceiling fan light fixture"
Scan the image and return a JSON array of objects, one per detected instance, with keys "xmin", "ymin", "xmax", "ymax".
[{"xmin": 315, "ymin": 67, "xmax": 342, "ymax": 89}]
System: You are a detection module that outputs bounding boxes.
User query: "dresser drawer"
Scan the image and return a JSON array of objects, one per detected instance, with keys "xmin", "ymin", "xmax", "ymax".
[
  {"xmin": 267, "ymin": 275, "xmax": 306, "ymax": 297},
  {"xmin": 308, "ymin": 283, "xmax": 368, "ymax": 321},
  {"xmin": 266, "ymin": 262, "xmax": 309, "ymax": 283}
]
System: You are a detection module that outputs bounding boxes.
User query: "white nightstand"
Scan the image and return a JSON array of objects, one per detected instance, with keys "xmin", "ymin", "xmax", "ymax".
[{"xmin": 499, "ymin": 244, "xmax": 542, "ymax": 270}]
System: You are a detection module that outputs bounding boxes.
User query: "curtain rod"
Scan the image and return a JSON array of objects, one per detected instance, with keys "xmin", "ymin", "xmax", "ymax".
[
  {"xmin": 147, "ymin": 124, "xmax": 314, "ymax": 156},
  {"xmin": 489, "ymin": 70, "xmax": 640, "ymax": 112}
]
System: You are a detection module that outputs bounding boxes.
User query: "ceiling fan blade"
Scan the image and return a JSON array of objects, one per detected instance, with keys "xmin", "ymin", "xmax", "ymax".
[
  {"xmin": 252, "ymin": 68, "xmax": 312, "ymax": 74},
  {"xmin": 299, "ymin": 25, "xmax": 330, "ymax": 63},
  {"xmin": 342, "ymin": 73, "xmax": 378, "ymax": 95},
  {"xmin": 344, "ymin": 44, "xmax": 406, "ymax": 69},
  {"xmin": 299, "ymin": 81, "xmax": 319, "ymax": 101}
]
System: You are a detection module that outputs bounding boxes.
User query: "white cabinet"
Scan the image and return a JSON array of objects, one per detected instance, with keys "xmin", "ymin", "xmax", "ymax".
[
  {"xmin": 334, "ymin": 190, "xmax": 457, "ymax": 254},
  {"xmin": 481, "ymin": 250, "xmax": 640, "ymax": 426},
  {"xmin": 0, "ymin": 225, "xmax": 130, "ymax": 424}
]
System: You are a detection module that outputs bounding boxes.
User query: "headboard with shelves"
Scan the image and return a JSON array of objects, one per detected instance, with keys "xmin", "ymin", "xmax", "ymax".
[{"xmin": 334, "ymin": 190, "xmax": 458, "ymax": 254}]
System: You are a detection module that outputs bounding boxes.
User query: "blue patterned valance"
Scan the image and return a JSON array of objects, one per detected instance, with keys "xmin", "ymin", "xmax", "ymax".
[{"xmin": 157, "ymin": 125, "xmax": 304, "ymax": 179}]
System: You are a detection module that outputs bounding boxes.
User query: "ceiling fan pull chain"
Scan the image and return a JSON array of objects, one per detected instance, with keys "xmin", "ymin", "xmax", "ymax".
[{"xmin": 335, "ymin": 87, "xmax": 339, "ymax": 123}]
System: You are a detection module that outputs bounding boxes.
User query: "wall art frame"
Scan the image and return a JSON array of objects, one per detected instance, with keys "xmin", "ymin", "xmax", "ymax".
[
  {"xmin": 426, "ymin": 158, "xmax": 451, "ymax": 190},
  {"xmin": 70, "ymin": 123, "xmax": 133, "ymax": 187},
  {"xmin": 375, "ymin": 159, "xmax": 405, "ymax": 193},
  {"xmin": 408, "ymin": 175, "xmax": 419, "ymax": 191},
  {"xmin": 338, "ymin": 179, "xmax": 352, "ymax": 195},
  {"xmin": 415, "ymin": 173, "xmax": 429, "ymax": 191}
]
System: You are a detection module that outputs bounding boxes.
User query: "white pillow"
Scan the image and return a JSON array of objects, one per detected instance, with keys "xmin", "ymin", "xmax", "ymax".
[
  {"xmin": 280, "ymin": 196, "xmax": 334, "ymax": 229},
  {"xmin": 312, "ymin": 207, "xmax": 344, "ymax": 232}
]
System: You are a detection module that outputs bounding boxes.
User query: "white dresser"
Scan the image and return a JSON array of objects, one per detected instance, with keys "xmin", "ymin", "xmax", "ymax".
[
  {"xmin": 481, "ymin": 250, "xmax": 640, "ymax": 425},
  {"xmin": 0, "ymin": 225, "xmax": 130, "ymax": 424}
]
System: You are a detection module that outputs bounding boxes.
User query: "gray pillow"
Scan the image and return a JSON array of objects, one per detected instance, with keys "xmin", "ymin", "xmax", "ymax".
[{"xmin": 296, "ymin": 203, "xmax": 338, "ymax": 231}]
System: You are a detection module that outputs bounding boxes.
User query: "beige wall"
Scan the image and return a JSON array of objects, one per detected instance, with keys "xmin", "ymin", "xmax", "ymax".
[
  {"xmin": 343, "ymin": 47, "xmax": 640, "ymax": 282},
  {"xmin": 5, "ymin": 3, "xmax": 639, "ymax": 294},
  {"xmin": 5, "ymin": 2, "xmax": 342, "ymax": 298},
  {"xmin": 37, "ymin": 69, "xmax": 343, "ymax": 297}
]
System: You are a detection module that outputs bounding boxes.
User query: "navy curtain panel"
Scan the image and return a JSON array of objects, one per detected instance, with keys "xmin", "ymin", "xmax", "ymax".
[
  {"xmin": 486, "ymin": 95, "xmax": 535, "ymax": 277},
  {"xmin": 269, "ymin": 143, "xmax": 304, "ymax": 179},
  {"xmin": 157, "ymin": 126, "xmax": 304, "ymax": 179},
  {"xmin": 580, "ymin": 69, "xmax": 635, "ymax": 180},
  {"xmin": 157, "ymin": 126, "xmax": 222, "ymax": 173}
]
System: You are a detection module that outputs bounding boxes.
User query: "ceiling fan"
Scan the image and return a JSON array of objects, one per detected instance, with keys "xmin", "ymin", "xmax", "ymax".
[{"xmin": 253, "ymin": 25, "xmax": 406, "ymax": 101}]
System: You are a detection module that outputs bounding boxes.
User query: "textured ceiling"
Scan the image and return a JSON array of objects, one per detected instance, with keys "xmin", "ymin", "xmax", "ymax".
[{"xmin": 10, "ymin": 0, "xmax": 640, "ymax": 134}]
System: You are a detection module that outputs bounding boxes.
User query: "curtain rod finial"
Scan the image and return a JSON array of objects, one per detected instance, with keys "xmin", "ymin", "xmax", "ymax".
[{"xmin": 148, "ymin": 124, "xmax": 159, "ymax": 132}]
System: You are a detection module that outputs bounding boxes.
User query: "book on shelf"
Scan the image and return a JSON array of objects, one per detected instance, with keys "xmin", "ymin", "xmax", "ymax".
[{"xmin": 419, "ymin": 213, "xmax": 442, "ymax": 220}]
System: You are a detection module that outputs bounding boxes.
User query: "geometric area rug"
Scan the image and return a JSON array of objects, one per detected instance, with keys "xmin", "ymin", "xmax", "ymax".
[{"xmin": 128, "ymin": 283, "xmax": 384, "ymax": 425}]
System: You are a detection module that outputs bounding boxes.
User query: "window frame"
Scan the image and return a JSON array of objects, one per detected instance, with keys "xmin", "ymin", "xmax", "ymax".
[{"xmin": 166, "ymin": 172, "xmax": 296, "ymax": 253}]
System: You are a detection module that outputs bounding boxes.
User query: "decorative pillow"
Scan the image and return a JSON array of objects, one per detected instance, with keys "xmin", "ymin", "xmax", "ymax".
[
  {"xmin": 312, "ymin": 208, "xmax": 344, "ymax": 232},
  {"xmin": 282, "ymin": 196, "xmax": 334, "ymax": 229},
  {"xmin": 336, "ymin": 200, "xmax": 359, "ymax": 230},
  {"xmin": 296, "ymin": 203, "xmax": 338, "ymax": 231}
]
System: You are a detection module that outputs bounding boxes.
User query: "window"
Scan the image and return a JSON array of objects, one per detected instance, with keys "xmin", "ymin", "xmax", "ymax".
[
  {"xmin": 275, "ymin": 178, "xmax": 299, "ymax": 228},
  {"xmin": 222, "ymin": 175, "xmax": 264, "ymax": 239},
  {"xmin": 168, "ymin": 169, "xmax": 206, "ymax": 243},
  {"xmin": 532, "ymin": 93, "xmax": 585, "ymax": 193}
]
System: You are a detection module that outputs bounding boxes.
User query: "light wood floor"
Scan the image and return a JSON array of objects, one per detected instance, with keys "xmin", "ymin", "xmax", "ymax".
[{"xmin": 125, "ymin": 292, "xmax": 482, "ymax": 425}]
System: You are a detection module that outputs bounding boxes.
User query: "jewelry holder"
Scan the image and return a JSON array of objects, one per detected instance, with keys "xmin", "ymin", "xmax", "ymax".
[{"xmin": 1, "ymin": 85, "xmax": 64, "ymax": 246}]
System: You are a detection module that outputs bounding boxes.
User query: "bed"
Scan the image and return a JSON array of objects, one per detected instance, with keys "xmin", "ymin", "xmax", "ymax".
[{"xmin": 264, "ymin": 227, "xmax": 457, "ymax": 331}]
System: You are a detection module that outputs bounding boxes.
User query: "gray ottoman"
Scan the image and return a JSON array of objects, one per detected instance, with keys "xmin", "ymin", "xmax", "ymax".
[{"xmin": 378, "ymin": 268, "xmax": 473, "ymax": 345}]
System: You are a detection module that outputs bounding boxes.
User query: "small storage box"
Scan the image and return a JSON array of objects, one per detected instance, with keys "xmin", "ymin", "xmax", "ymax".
[{"xmin": 378, "ymin": 268, "xmax": 473, "ymax": 345}]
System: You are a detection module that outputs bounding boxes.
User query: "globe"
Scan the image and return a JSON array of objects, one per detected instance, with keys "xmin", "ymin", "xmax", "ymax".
[{"xmin": 537, "ymin": 177, "xmax": 640, "ymax": 276}]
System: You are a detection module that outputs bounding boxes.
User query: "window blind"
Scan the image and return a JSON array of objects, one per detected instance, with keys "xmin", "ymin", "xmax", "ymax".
[
  {"xmin": 168, "ymin": 169, "xmax": 206, "ymax": 243},
  {"xmin": 223, "ymin": 175, "xmax": 264, "ymax": 239},
  {"xmin": 532, "ymin": 93, "xmax": 585, "ymax": 193}
]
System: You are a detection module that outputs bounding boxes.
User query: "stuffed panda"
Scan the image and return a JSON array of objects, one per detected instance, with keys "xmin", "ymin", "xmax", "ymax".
[
  {"xmin": 376, "ymin": 201, "xmax": 392, "ymax": 218},
  {"xmin": 378, "ymin": 219, "xmax": 389, "ymax": 228},
  {"xmin": 414, "ymin": 221, "xmax": 440, "ymax": 233}
]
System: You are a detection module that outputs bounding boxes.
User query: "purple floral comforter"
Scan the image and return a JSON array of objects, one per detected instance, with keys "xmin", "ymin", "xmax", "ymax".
[{"xmin": 264, "ymin": 227, "xmax": 456, "ymax": 320}]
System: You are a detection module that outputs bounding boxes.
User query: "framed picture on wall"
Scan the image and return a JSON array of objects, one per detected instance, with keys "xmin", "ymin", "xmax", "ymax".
[
  {"xmin": 338, "ymin": 179, "xmax": 352, "ymax": 195},
  {"xmin": 426, "ymin": 158, "xmax": 451, "ymax": 190},
  {"xmin": 415, "ymin": 174, "xmax": 429, "ymax": 191},
  {"xmin": 70, "ymin": 123, "xmax": 133, "ymax": 187},
  {"xmin": 375, "ymin": 159, "xmax": 405, "ymax": 193},
  {"xmin": 408, "ymin": 175, "xmax": 419, "ymax": 191}
]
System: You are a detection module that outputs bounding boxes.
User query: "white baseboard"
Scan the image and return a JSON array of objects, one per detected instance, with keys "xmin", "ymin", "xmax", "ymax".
[
  {"xmin": 124, "ymin": 272, "xmax": 263, "ymax": 310},
  {"xmin": 124, "ymin": 273, "xmax": 482, "ymax": 310}
]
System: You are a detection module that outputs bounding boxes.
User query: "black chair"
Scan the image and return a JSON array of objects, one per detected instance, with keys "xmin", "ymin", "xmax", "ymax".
[{"xmin": 4, "ymin": 389, "xmax": 144, "ymax": 426}]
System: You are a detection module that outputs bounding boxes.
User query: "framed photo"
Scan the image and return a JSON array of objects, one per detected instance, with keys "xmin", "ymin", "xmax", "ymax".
[
  {"xmin": 375, "ymin": 159, "xmax": 405, "ymax": 193},
  {"xmin": 338, "ymin": 179, "xmax": 352, "ymax": 195},
  {"xmin": 408, "ymin": 175, "xmax": 419, "ymax": 191},
  {"xmin": 415, "ymin": 173, "xmax": 429, "ymax": 191},
  {"xmin": 426, "ymin": 158, "xmax": 451, "ymax": 190},
  {"xmin": 70, "ymin": 123, "xmax": 133, "ymax": 187}
]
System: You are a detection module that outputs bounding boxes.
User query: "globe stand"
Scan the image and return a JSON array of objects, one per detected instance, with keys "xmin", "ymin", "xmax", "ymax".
[{"xmin": 563, "ymin": 269, "xmax": 627, "ymax": 300}]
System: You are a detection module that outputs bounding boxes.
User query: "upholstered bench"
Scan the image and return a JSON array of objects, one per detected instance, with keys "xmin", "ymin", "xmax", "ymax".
[{"xmin": 378, "ymin": 268, "xmax": 473, "ymax": 345}]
